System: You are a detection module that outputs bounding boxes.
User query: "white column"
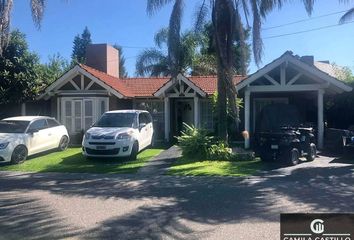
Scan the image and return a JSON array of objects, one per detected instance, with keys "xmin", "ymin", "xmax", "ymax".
[
  {"xmin": 317, "ymin": 89, "xmax": 324, "ymax": 149},
  {"xmin": 244, "ymin": 90, "xmax": 251, "ymax": 149},
  {"xmin": 164, "ymin": 97, "xmax": 170, "ymax": 142},
  {"xmin": 194, "ymin": 96, "xmax": 199, "ymax": 128},
  {"xmin": 21, "ymin": 103, "xmax": 26, "ymax": 116}
]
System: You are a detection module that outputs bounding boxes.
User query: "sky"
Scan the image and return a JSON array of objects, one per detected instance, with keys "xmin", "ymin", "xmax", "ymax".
[{"xmin": 10, "ymin": 0, "xmax": 354, "ymax": 76}]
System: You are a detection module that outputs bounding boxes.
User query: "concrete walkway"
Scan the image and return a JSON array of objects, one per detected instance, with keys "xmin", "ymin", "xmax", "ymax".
[{"xmin": 138, "ymin": 145, "xmax": 182, "ymax": 175}]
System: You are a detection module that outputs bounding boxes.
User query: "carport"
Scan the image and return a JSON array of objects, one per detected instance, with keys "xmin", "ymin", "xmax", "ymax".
[{"xmin": 237, "ymin": 52, "xmax": 352, "ymax": 149}]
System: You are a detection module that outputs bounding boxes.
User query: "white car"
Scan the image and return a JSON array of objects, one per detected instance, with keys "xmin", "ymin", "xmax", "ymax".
[
  {"xmin": 82, "ymin": 110, "xmax": 154, "ymax": 160},
  {"xmin": 0, "ymin": 116, "xmax": 69, "ymax": 164}
]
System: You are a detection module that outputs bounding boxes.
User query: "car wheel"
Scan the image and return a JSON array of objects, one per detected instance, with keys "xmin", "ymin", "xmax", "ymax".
[
  {"xmin": 287, "ymin": 148, "xmax": 299, "ymax": 166},
  {"xmin": 58, "ymin": 136, "xmax": 69, "ymax": 151},
  {"xmin": 11, "ymin": 145, "xmax": 28, "ymax": 164},
  {"xmin": 130, "ymin": 141, "xmax": 139, "ymax": 160},
  {"xmin": 306, "ymin": 143, "xmax": 316, "ymax": 161}
]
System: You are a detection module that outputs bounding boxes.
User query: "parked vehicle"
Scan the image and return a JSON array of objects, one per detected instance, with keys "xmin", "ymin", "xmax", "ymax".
[
  {"xmin": 255, "ymin": 103, "xmax": 317, "ymax": 165},
  {"xmin": 82, "ymin": 110, "xmax": 154, "ymax": 160},
  {"xmin": 0, "ymin": 116, "xmax": 69, "ymax": 164}
]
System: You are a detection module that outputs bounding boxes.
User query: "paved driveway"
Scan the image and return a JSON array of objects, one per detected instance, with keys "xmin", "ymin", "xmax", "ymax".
[{"xmin": 0, "ymin": 154, "xmax": 353, "ymax": 240}]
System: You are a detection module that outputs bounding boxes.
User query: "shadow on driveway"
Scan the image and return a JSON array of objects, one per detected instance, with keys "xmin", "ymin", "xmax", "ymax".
[{"xmin": 0, "ymin": 155, "xmax": 353, "ymax": 239}]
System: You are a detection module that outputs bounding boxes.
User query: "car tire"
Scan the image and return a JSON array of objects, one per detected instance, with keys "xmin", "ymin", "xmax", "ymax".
[
  {"xmin": 130, "ymin": 141, "xmax": 139, "ymax": 160},
  {"xmin": 306, "ymin": 143, "xmax": 317, "ymax": 161},
  {"xmin": 58, "ymin": 136, "xmax": 69, "ymax": 151},
  {"xmin": 287, "ymin": 148, "xmax": 299, "ymax": 166},
  {"xmin": 11, "ymin": 145, "xmax": 28, "ymax": 164}
]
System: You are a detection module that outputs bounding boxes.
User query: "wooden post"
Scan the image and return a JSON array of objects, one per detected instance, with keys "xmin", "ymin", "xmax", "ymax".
[
  {"xmin": 244, "ymin": 90, "xmax": 251, "ymax": 149},
  {"xmin": 317, "ymin": 89, "xmax": 324, "ymax": 149}
]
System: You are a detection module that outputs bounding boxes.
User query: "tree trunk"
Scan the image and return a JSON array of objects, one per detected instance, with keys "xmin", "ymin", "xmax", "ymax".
[{"xmin": 217, "ymin": 65, "xmax": 228, "ymax": 140}]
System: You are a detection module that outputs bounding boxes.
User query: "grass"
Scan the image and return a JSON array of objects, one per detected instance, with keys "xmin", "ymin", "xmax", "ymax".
[
  {"xmin": 168, "ymin": 157, "xmax": 264, "ymax": 177},
  {"xmin": 0, "ymin": 148, "xmax": 164, "ymax": 174}
]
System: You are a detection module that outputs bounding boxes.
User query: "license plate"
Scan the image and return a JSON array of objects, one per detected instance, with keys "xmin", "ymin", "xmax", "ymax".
[
  {"xmin": 96, "ymin": 146, "xmax": 106, "ymax": 150},
  {"xmin": 271, "ymin": 144, "xmax": 279, "ymax": 150}
]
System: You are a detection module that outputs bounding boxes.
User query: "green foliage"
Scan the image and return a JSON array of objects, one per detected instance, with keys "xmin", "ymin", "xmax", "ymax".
[
  {"xmin": 135, "ymin": 29, "xmax": 198, "ymax": 77},
  {"xmin": 71, "ymin": 26, "xmax": 92, "ymax": 64},
  {"xmin": 207, "ymin": 141, "xmax": 232, "ymax": 160},
  {"xmin": 176, "ymin": 123, "xmax": 250, "ymax": 161},
  {"xmin": 176, "ymin": 123, "xmax": 214, "ymax": 158},
  {"xmin": 38, "ymin": 53, "xmax": 70, "ymax": 86},
  {"xmin": 0, "ymin": 30, "xmax": 42, "ymax": 104}
]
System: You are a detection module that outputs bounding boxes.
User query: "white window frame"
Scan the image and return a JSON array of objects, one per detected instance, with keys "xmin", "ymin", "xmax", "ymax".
[{"xmin": 60, "ymin": 97, "xmax": 109, "ymax": 133}]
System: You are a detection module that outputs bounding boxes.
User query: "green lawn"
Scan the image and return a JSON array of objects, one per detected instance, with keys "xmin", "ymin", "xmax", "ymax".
[
  {"xmin": 168, "ymin": 157, "xmax": 264, "ymax": 177},
  {"xmin": 0, "ymin": 148, "xmax": 164, "ymax": 174}
]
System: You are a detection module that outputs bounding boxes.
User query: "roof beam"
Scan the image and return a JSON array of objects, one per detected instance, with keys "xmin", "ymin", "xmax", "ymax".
[
  {"xmin": 264, "ymin": 74, "xmax": 280, "ymax": 85},
  {"xmin": 287, "ymin": 73, "xmax": 303, "ymax": 85}
]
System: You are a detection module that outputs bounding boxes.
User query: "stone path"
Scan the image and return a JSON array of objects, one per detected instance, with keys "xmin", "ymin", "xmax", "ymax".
[{"xmin": 137, "ymin": 145, "xmax": 182, "ymax": 175}]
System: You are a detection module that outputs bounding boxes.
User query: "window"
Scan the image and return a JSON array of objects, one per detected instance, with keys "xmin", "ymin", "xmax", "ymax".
[
  {"xmin": 135, "ymin": 100, "xmax": 164, "ymax": 139},
  {"xmin": 139, "ymin": 113, "xmax": 148, "ymax": 124},
  {"xmin": 200, "ymin": 100, "xmax": 214, "ymax": 130},
  {"xmin": 47, "ymin": 119, "xmax": 60, "ymax": 128},
  {"xmin": 28, "ymin": 119, "xmax": 48, "ymax": 131}
]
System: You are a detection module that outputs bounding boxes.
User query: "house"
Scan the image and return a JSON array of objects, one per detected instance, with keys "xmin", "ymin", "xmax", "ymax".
[{"xmin": 36, "ymin": 44, "xmax": 352, "ymax": 149}]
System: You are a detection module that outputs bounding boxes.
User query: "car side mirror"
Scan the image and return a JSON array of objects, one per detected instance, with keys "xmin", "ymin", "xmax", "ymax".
[
  {"xmin": 27, "ymin": 128, "xmax": 39, "ymax": 134},
  {"xmin": 139, "ymin": 123, "xmax": 146, "ymax": 131}
]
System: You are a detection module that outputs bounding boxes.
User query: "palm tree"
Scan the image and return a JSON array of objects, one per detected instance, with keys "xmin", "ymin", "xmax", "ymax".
[
  {"xmin": 0, "ymin": 0, "xmax": 45, "ymax": 54},
  {"xmin": 340, "ymin": 8, "xmax": 354, "ymax": 24},
  {"xmin": 146, "ymin": 0, "xmax": 315, "ymax": 140},
  {"xmin": 136, "ymin": 28, "xmax": 197, "ymax": 77}
]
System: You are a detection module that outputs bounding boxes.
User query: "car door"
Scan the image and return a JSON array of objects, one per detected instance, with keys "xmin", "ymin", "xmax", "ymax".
[
  {"xmin": 144, "ymin": 113, "xmax": 154, "ymax": 146},
  {"xmin": 27, "ymin": 119, "xmax": 50, "ymax": 155},
  {"xmin": 138, "ymin": 113, "xmax": 149, "ymax": 149},
  {"xmin": 46, "ymin": 118, "xmax": 62, "ymax": 149}
]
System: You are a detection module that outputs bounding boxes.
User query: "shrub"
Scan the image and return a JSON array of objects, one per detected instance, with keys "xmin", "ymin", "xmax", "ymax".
[
  {"xmin": 207, "ymin": 142, "xmax": 232, "ymax": 160},
  {"xmin": 176, "ymin": 123, "xmax": 213, "ymax": 158}
]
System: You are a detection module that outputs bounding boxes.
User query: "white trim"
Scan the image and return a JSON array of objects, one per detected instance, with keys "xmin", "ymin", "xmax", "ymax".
[
  {"xmin": 287, "ymin": 73, "xmax": 303, "ymax": 85},
  {"xmin": 244, "ymin": 91, "xmax": 251, "ymax": 149},
  {"xmin": 246, "ymin": 84, "xmax": 328, "ymax": 92},
  {"xmin": 38, "ymin": 65, "xmax": 125, "ymax": 100},
  {"xmin": 154, "ymin": 73, "xmax": 206, "ymax": 97},
  {"xmin": 280, "ymin": 64, "xmax": 286, "ymax": 85},
  {"xmin": 194, "ymin": 97, "xmax": 200, "ymax": 127},
  {"xmin": 80, "ymin": 75, "xmax": 84, "ymax": 90},
  {"xmin": 264, "ymin": 74, "xmax": 279, "ymax": 85},
  {"xmin": 164, "ymin": 97, "xmax": 170, "ymax": 141},
  {"xmin": 85, "ymin": 79, "xmax": 95, "ymax": 90},
  {"xmin": 21, "ymin": 103, "xmax": 26, "ymax": 116},
  {"xmin": 69, "ymin": 79, "xmax": 81, "ymax": 90},
  {"xmin": 237, "ymin": 53, "xmax": 352, "ymax": 93}
]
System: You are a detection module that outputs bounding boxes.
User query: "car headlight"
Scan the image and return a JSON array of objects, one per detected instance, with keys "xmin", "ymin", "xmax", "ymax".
[
  {"xmin": 0, "ymin": 142, "xmax": 9, "ymax": 149},
  {"xmin": 84, "ymin": 132, "xmax": 91, "ymax": 140},
  {"xmin": 116, "ymin": 132, "xmax": 132, "ymax": 140}
]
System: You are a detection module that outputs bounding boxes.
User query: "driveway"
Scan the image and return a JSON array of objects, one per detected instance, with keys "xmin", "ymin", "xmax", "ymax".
[{"xmin": 0, "ymin": 154, "xmax": 353, "ymax": 240}]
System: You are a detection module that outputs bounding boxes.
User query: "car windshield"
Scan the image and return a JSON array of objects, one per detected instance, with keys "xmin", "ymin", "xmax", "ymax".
[
  {"xmin": 94, "ymin": 113, "xmax": 137, "ymax": 128},
  {"xmin": 0, "ymin": 120, "xmax": 30, "ymax": 133}
]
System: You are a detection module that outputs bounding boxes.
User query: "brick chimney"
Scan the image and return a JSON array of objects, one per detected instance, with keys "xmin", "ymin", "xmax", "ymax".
[
  {"xmin": 300, "ymin": 55, "xmax": 314, "ymax": 65},
  {"xmin": 85, "ymin": 44, "xmax": 119, "ymax": 78}
]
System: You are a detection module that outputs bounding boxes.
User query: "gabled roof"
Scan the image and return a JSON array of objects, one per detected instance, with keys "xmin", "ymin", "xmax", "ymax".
[
  {"xmin": 237, "ymin": 51, "xmax": 352, "ymax": 93},
  {"xmin": 41, "ymin": 63, "xmax": 246, "ymax": 99}
]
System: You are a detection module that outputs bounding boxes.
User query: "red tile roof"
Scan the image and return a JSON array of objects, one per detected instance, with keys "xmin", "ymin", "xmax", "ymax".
[{"xmin": 79, "ymin": 64, "xmax": 247, "ymax": 98}]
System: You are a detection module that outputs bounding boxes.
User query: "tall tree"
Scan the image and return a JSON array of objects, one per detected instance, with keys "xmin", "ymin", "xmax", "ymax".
[
  {"xmin": 0, "ymin": 30, "xmax": 42, "ymax": 104},
  {"xmin": 113, "ymin": 44, "xmax": 128, "ymax": 78},
  {"xmin": 71, "ymin": 26, "xmax": 92, "ymax": 64},
  {"xmin": 339, "ymin": 7, "xmax": 354, "ymax": 23},
  {"xmin": 136, "ymin": 28, "xmax": 197, "ymax": 77},
  {"xmin": 146, "ymin": 0, "xmax": 315, "ymax": 140},
  {"xmin": 0, "ymin": 0, "xmax": 46, "ymax": 55},
  {"xmin": 38, "ymin": 53, "xmax": 70, "ymax": 85}
]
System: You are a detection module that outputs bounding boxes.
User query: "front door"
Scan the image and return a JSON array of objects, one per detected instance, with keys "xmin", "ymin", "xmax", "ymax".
[{"xmin": 173, "ymin": 99, "xmax": 194, "ymax": 136}]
